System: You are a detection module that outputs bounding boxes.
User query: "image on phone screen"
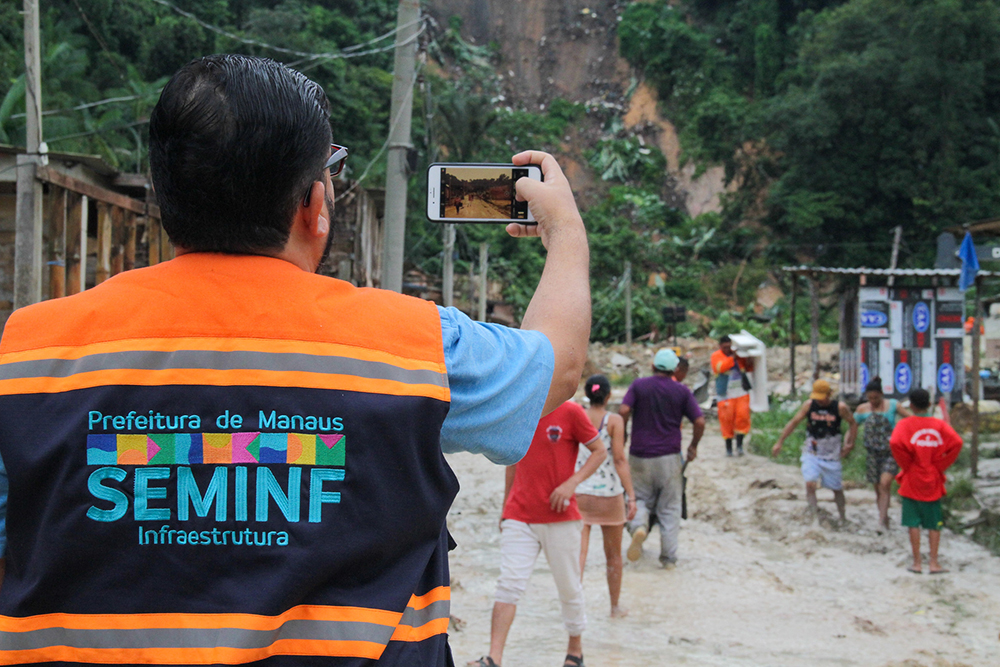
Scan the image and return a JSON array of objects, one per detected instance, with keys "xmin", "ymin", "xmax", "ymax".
[{"xmin": 439, "ymin": 167, "xmax": 531, "ymax": 220}]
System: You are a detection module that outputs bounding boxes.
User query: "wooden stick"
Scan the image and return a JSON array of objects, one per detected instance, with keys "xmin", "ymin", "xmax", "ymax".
[
  {"xmin": 95, "ymin": 202, "xmax": 112, "ymax": 285},
  {"xmin": 110, "ymin": 206, "xmax": 125, "ymax": 276},
  {"xmin": 148, "ymin": 216, "xmax": 161, "ymax": 266},
  {"xmin": 123, "ymin": 212, "xmax": 136, "ymax": 272},
  {"xmin": 65, "ymin": 192, "xmax": 85, "ymax": 294},
  {"xmin": 48, "ymin": 186, "xmax": 66, "ymax": 299}
]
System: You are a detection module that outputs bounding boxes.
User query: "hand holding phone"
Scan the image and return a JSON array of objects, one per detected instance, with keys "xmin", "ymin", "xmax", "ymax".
[
  {"xmin": 426, "ymin": 163, "xmax": 543, "ymax": 223},
  {"xmin": 505, "ymin": 150, "xmax": 584, "ymax": 248}
]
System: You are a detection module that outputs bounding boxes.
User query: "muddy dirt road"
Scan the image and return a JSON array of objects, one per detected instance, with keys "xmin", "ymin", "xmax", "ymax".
[{"xmin": 444, "ymin": 429, "xmax": 1000, "ymax": 667}]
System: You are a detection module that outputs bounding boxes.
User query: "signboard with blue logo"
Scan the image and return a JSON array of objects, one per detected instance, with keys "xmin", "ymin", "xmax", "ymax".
[
  {"xmin": 937, "ymin": 363, "xmax": 955, "ymax": 394},
  {"xmin": 913, "ymin": 302, "xmax": 930, "ymax": 333},
  {"xmin": 860, "ymin": 301, "xmax": 890, "ymax": 338},
  {"xmin": 936, "ymin": 337, "xmax": 963, "ymax": 402},
  {"xmin": 895, "ymin": 361, "xmax": 912, "ymax": 394},
  {"xmin": 857, "ymin": 287, "xmax": 962, "ymax": 400}
]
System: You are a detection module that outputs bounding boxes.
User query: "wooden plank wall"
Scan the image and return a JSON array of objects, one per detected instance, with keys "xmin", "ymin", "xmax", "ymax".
[{"xmin": 36, "ymin": 168, "xmax": 166, "ymax": 299}]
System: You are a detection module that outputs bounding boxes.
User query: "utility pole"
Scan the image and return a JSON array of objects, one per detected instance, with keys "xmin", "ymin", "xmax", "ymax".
[
  {"xmin": 809, "ymin": 274, "xmax": 820, "ymax": 380},
  {"xmin": 442, "ymin": 224, "xmax": 455, "ymax": 307},
  {"xmin": 624, "ymin": 261, "xmax": 632, "ymax": 344},
  {"xmin": 381, "ymin": 0, "xmax": 420, "ymax": 293},
  {"xmin": 887, "ymin": 225, "xmax": 902, "ymax": 287},
  {"xmin": 14, "ymin": 0, "xmax": 44, "ymax": 309},
  {"xmin": 478, "ymin": 242, "xmax": 488, "ymax": 322}
]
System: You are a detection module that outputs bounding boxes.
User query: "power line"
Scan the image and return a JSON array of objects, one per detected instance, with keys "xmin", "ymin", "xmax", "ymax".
[
  {"xmin": 11, "ymin": 94, "xmax": 147, "ymax": 120},
  {"xmin": 334, "ymin": 58, "xmax": 425, "ymax": 203},
  {"xmin": 149, "ymin": 0, "xmax": 421, "ymax": 62},
  {"xmin": 45, "ymin": 118, "xmax": 149, "ymax": 144}
]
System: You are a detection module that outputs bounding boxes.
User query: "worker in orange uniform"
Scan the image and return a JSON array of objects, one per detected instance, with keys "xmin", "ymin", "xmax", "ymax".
[{"xmin": 711, "ymin": 335, "xmax": 754, "ymax": 456}]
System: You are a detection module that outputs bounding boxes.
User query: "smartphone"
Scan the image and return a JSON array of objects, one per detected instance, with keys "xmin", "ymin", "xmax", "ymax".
[{"xmin": 426, "ymin": 163, "xmax": 543, "ymax": 223}]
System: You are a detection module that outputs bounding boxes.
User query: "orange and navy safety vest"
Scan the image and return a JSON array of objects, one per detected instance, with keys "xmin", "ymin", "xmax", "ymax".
[{"xmin": 0, "ymin": 253, "xmax": 457, "ymax": 665}]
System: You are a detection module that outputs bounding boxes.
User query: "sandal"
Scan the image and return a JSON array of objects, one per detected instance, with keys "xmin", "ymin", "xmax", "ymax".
[
  {"xmin": 563, "ymin": 654, "xmax": 584, "ymax": 667},
  {"xmin": 470, "ymin": 657, "xmax": 498, "ymax": 667}
]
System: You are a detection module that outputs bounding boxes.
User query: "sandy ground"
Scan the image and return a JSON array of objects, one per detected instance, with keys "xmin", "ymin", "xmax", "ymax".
[{"xmin": 444, "ymin": 428, "xmax": 1000, "ymax": 667}]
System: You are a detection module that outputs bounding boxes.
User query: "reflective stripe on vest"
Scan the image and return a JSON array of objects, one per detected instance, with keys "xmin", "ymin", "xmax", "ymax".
[
  {"xmin": 0, "ymin": 336, "xmax": 448, "ymax": 401},
  {"xmin": 0, "ymin": 588, "xmax": 450, "ymax": 663}
]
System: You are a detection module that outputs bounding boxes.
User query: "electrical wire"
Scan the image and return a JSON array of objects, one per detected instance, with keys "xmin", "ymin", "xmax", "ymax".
[
  {"xmin": 11, "ymin": 94, "xmax": 147, "ymax": 120},
  {"xmin": 45, "ymin": 119, "xmax": 149, "ymax": 144},
  {"xmin": 149, "ymin": 0, "xmax": 421, "ymax": 62},
  {"xmin": 334, "ymin": 57, "xmax": 425, "ymax": 203}
]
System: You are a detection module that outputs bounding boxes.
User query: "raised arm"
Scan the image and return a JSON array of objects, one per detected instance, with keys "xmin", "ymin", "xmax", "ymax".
[
  {"xmin": 772, "ymin": 401, "xmax": 810, "ymax": 456},
  {"xmin": 511, "ymin": 151, "xmax": 591, "ymax": 416}
]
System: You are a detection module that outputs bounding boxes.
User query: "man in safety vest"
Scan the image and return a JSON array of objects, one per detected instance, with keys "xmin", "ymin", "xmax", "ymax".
[
  {"xmin": 711, "ymin": 335, "xmax": 754, "ymax": 456},
  {"xmin": 0, "ymin": 55, "xmax": 591, "ymax": 666}
]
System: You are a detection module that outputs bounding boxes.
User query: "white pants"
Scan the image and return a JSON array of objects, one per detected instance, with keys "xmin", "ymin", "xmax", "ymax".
[{"xmin": 495, "ymin": 519, "xmax": 586, "ymax": 636}]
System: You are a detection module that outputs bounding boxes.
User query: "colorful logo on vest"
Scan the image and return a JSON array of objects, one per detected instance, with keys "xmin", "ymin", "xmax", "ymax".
[
  {"xmin": 84, "ymin": 410, "xmax": 349, "ymax": 547},
  {"xmin": 87, "ymin": 432, "xmax": 345, "ymax": 466},
  {"xmin": 547, "ymin": 425, "xmax": 563, "ymax": 442}
]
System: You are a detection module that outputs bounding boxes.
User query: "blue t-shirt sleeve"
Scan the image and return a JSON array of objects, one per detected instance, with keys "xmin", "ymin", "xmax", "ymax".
[{"xmin": 438, "ymin": 306, "xmax": 554, "ymax": 465}]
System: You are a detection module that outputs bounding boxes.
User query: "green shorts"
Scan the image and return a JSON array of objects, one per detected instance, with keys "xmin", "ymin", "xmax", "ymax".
[{"xmin": 901, "ymin": 496, "xmax": 943, "ymax": 530}]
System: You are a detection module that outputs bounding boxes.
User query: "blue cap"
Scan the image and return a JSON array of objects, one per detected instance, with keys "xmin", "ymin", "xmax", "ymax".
[{"xmin": 653, "ymin": 348, "xmax": 679, "ymax": 371}]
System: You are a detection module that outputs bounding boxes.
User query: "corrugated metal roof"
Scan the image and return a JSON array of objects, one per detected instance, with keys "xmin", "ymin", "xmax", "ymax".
[{"xmin": 782, "ymin": 265, "xmax": 996, "ymax": 277}]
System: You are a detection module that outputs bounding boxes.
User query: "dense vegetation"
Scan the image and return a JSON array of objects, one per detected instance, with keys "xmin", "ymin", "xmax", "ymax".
[
  {"xmin": 3, "ymin": 0, "xmax": 996, "ymax": 342},
  {"xmin": 619, "ymin": 0, "xmax": 1000, "ymax": 268}
]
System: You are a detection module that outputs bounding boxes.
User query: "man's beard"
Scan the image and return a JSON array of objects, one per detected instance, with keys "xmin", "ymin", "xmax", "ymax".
[{"xmin": 315, "ymin": 192, "xmax": 336, "ymax": 274}]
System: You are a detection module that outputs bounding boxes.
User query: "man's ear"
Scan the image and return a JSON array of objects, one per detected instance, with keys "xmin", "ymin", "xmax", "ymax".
[{"xmin": 298, "ymin": 181, "xmax": 327, "ymax": 238}]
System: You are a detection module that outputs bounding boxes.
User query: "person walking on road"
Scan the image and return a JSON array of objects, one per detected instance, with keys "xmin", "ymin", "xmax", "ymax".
[
  {"xmin": 576, "ymin": 375, "xmax": 637, "ymax": 618},
  {"xmin": 772, "ymin": 380, "xmax": 858, "ymax": 523},
  {"xmin": 711, "ymin": 335, "xmax": 754, "ymax": 456},
  {"xmin": 890, "ymin": 389, "xmax": 963, "ymax": 574},
  {"xmin": 620, "ymin": 349, "xmax": 705, "ymax": 568},
  {"xmin": 855, "ymin": 377, "xmax": 912, "ymax": 530},
  {"xmin": 474, "ymin": 401, "xmax": 606, "ymax": 667}
]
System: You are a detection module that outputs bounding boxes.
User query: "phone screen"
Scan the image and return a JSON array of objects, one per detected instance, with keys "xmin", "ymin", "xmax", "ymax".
[{"xmin": 427, "ymin": 164, "xmax": 540, "ymax": 222}]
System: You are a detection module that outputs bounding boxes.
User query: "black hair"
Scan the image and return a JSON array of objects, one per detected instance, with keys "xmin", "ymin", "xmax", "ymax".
[
  {"xmin": 585, "ymin": 374, "xmax": 612, "ymax": 406},
  {"xmin": 149, "ymin": 55, "xmax": 332, "ymax": 254},
  {"xmin": 720, "ymin": 335, "xmax": 732, "ymax": 344},
  {"xmin": 865, "ymin": 377, "xmax": 883, "ymax": 394},
  {"xmin": 910, "ymin": 388, "xmax": 931, "ymax": 411},
  {"xmin": 677, "ymin": 357, "xmax": 689, "ymax": 368}
]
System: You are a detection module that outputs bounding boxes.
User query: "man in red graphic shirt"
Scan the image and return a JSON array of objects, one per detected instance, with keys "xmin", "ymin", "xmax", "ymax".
[
  {"xmin": 890, "ymin": 389, "xmax": 963, "ymax": 574},
  {"xmin": 473, "ymin": 401, "xmax": 606, "ymax": 667}
]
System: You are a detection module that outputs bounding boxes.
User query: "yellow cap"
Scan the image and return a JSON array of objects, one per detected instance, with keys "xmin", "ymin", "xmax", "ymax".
[{"xmin": 809, "ymin": 379, "xmax": 832, "ymax": 400}]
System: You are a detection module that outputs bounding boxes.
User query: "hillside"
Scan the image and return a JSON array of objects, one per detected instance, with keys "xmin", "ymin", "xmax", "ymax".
[{"xmin": 424, "ymin": 0, "xmax": 729, "ymax": 217}]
